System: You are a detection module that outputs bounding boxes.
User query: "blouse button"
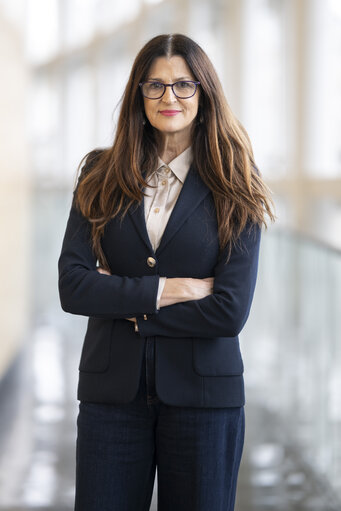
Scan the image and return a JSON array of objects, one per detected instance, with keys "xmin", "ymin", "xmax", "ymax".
[
  {"xmin": 147, "ymin": 257, "xmax": 156, "ymax": 268},
  {"xmin": 161, "ymin": 180, "xmax": 166, "ymax": 186},
  {"xmin": 154, "ymin": 207, "xmax": 160, "ymax": 213}
]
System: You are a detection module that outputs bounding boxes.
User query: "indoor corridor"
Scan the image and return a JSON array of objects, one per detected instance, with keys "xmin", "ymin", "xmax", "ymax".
[
  {"xmin": 0, "ymin": 321, "xmax": 339, "ymax": 511},
  {"xmin": 1, "ymin": 1, "xmax": 341, "ymax": 509}
]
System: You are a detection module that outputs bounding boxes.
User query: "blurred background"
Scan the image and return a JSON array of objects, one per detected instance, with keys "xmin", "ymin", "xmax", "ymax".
[{"xmin": 0, "ymin": 0, "xmax": 340, "ymax": 509}]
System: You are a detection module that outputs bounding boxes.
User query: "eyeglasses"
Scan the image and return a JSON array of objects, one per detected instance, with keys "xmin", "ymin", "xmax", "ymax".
[{"xmin": 139, "ymin": 80, "xmax": 200, "ymax": 99}]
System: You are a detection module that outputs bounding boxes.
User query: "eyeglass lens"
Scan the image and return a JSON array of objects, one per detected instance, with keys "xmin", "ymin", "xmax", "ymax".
[{"xmin": 142, "ymin": 81, "xmax": 197, "ymax": 99}]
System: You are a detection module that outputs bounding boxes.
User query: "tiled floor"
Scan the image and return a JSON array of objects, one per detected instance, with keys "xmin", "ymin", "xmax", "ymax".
[{"xmin": 0, "ymin": 323, "xmax": 340, "ymax": 511}]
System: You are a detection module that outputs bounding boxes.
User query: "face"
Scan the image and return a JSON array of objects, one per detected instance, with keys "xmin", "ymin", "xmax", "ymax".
[{"xmin": 142, "ymin": 55, "xmax": 200, "ymax": 143}]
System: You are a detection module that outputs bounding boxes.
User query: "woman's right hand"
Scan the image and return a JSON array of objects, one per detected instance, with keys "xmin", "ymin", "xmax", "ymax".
[
  {"xmin": 159, "ymin": 277, "xmax": 214, "ymax": 308},
  {"xmin": 97, "ymin": 267, "xmax": 111, "ymax": 275}
]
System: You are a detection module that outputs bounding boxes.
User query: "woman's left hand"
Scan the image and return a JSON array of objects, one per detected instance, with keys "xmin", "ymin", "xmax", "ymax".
[{"xmin": 97, "ymin": 267, "xmax": 136, "ymax": 323}]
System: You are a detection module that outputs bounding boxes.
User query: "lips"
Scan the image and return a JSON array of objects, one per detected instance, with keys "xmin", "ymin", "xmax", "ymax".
[{"xmin": 159, "ymin": 110, "xmax": 181, "ymax": 116}]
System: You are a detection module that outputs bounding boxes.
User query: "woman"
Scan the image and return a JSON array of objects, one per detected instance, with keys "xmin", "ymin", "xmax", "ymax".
[{"xmin": 58, "ymin": 33, "xmax": 274, "ymax": 511}]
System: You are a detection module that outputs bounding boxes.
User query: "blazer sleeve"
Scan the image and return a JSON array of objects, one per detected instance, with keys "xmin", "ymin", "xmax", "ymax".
[
  {"xmin": 136, "ymin": 222, "xmax": 261, "ymax": 338},
  {"xmin": 58, "ymin": 200, "xmax": 160, "ymax": 319}
]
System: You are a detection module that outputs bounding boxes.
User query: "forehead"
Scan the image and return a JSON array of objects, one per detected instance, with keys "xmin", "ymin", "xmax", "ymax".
[{"xmin": 146, "ymin": 55, "xmax": 194, "ymax": 80}]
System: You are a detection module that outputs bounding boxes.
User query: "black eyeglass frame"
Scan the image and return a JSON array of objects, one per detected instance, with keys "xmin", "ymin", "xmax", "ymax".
[{"xmin": 139, "ymin": 80, "xmax": 201, "ymax": 99}]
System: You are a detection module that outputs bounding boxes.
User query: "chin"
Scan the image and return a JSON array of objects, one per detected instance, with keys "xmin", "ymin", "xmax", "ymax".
[{"xmin": 156, "ymin": 120, "xmax": 189, "ymax": 131}]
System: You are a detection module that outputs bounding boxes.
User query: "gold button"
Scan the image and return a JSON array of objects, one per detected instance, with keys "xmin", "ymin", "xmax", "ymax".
[
  {"xmin": 147, "ymin": 257, "xmax": 156, "ymax": 267},
  {"xmin": 154, "ymin": 207, "xmax": 160, "ymax": 213},
  {"xmin": 161, "ymin": 180, "xmax": 166, "ymax": 186},
  {"xmin": 165, "ymin": 167, "xmax": 170, "ymax": 173}
]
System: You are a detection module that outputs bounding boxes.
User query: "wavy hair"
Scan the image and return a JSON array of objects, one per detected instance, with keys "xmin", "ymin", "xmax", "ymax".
[{"xmin": 75, "ymin": 33, "xmax": 275, "ymax": 268}]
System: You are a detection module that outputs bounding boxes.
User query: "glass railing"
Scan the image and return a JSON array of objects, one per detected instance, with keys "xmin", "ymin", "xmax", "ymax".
[{"xmin": 241, "ymin": 227, "xmax": 341, "ymax": 501}]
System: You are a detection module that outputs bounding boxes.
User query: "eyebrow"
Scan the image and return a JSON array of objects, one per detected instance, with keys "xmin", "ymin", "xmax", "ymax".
[{"xmin": 147, "ymin": 76, "xmax": 194, "ymax": 82}]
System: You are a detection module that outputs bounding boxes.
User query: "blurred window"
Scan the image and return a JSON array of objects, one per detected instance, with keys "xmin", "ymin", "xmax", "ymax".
[
  {"xmin": 28, "ymin": 74, "xmax": 62, "ymax": 181},
  {"xmin": 26, "ymin": 0, "xmax": 60, "ymax": 63},
  {"xmin": 64, "ymin": 63, "xmax": 95, "ymax": 179},
  {"xmin": 95, "ymin": 0, "xmax": 141, "ymax": 33},
  {"xmin": 305, "ymin": 0, "xmax": 341, "ymax": 177},
  {"xmin": 242, "ymin": 0, "xmax": 286, "ymax": 179}
]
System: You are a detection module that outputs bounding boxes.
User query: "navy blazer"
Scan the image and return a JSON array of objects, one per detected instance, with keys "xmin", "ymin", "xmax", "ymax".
[{"xmin": 58, "ymin": 163, "xmax": 261, "ymax": 407}]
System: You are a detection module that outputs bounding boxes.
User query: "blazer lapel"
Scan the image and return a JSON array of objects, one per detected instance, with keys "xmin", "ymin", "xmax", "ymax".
[
  {"xmin": 156, "ymin": 165, "xmax": 210, "ymax": 256},
  {"xmin": 128, "ymin": 196, "xmax": 155, "ymax": 253}
]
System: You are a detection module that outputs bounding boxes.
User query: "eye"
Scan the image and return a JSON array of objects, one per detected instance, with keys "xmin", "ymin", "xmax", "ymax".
[
  {"xmin": 177, "ymin": 81, "xmax": 193, "ymax": 89},
  {"xmin": 149, "ymin": 82, "xmax": 164, "ymax": 89}
]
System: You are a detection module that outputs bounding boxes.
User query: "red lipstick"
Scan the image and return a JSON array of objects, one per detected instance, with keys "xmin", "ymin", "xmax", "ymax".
[{"xmin": 159, "ymin": 110, "xmax": 181, "ymax": 116}]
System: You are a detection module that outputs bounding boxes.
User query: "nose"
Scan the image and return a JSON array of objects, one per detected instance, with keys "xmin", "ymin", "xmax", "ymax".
[{"xmin": 161, "ymin": 85, "xmax": 177, "ymax": 103}]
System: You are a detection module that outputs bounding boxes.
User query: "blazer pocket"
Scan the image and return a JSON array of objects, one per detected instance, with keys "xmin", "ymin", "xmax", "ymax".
[
  {"xmin": 79, "ymin": 317, "xmax": 114, "ymax": 373},
  {"xmin": 192, "ymin": 337, "xmax": 244, "ymax": 377}
]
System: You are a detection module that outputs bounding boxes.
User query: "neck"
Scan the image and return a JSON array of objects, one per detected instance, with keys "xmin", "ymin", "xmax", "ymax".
[{"xmin": 156, "ymin": 131, "xmax": 192, "ymax": 164}]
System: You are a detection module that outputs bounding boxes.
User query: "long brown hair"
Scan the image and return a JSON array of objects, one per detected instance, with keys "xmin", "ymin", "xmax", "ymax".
[{"xmin": 75, "ymin": 33, "xmax": 275, "ymax": 268}]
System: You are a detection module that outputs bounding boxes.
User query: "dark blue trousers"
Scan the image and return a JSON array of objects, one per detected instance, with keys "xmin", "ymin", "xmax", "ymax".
[{"xmin": 75, "ymin": 338, "xmax": 245, "ymax": 511}]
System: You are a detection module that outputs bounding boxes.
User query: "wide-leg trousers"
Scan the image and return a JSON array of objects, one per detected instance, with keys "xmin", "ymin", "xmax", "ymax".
[{"xmin": 74, "ymin": 338, "xmax": 245, "ymax": 511}]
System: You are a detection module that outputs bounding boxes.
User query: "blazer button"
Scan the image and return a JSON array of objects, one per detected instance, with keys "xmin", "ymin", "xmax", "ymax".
[{"xmin": 147, "ymin": 256, "xmax": 156, "ymax": 268}]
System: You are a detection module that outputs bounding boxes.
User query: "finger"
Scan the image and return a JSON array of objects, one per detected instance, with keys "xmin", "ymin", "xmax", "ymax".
[{"xmin": 97, "ymin": 267, "xmax": 111, "ymax": 275}]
